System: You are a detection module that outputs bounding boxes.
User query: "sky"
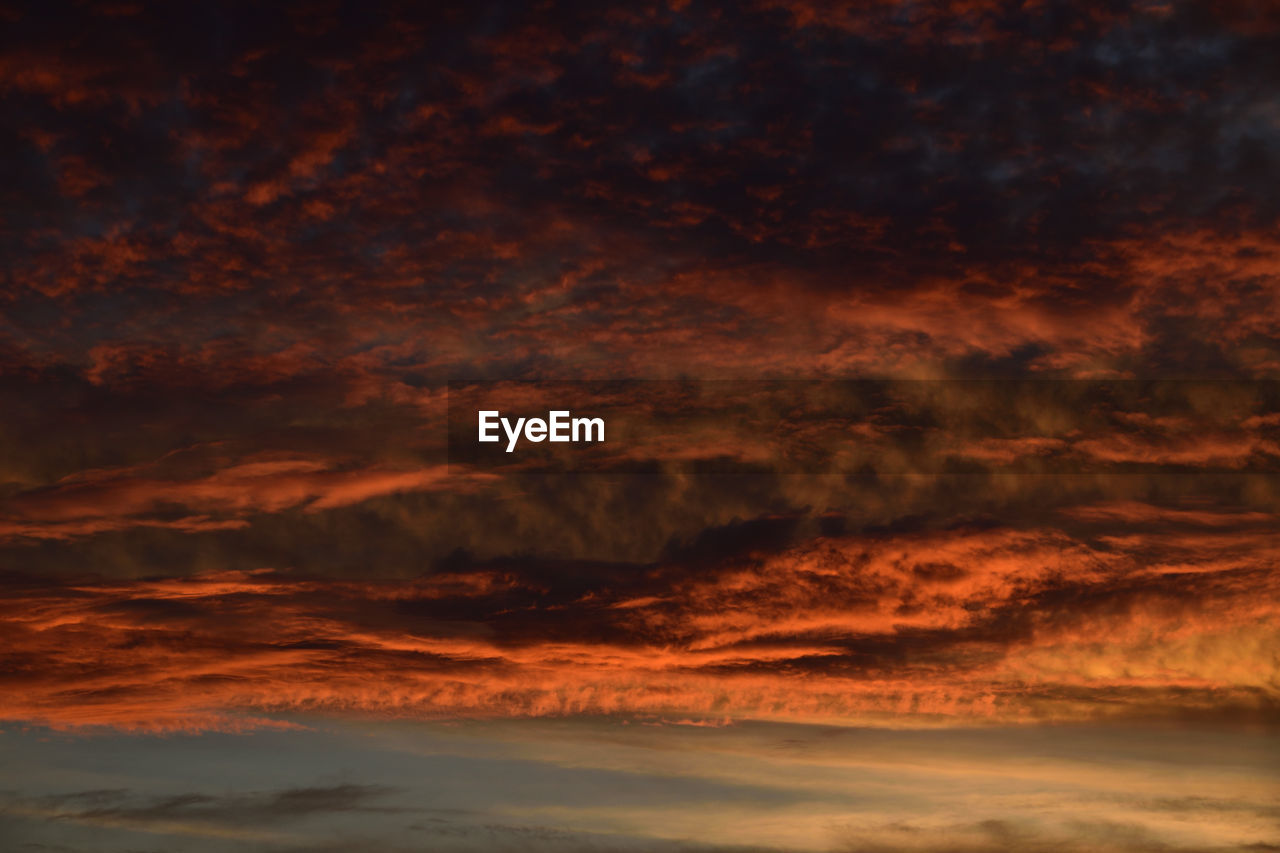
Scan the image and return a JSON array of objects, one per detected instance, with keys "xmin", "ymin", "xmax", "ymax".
[{"xmin": 1, "ymin": 1, "xmax": 1278, "ymax": 851}]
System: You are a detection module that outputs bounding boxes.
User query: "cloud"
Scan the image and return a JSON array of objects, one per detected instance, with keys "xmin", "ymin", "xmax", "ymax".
[
  {"xmin": 0, "ymin": 0, "xmax": 1275, "ymax": 811},
  {"xmin": 0, "ymin": 784, "xmax": 404, "ymax": 847},
  {"xmin": 831, "ymin": 817, "xmax": 1221, "ymax": 853},
  {"xmin": 2, "ymin": 0, "xmax": 1279, "ymax": 390},
  {"xmin": 18, "ymin": 783, "xmax": 401, "ymax": 825},
  {"xmin": 0, "ymin": 507, "xmax": 1274, "ymax": 732},
  {"xmin": 0, "ymin": 440, "xmax": 498, "ymax": 541}
]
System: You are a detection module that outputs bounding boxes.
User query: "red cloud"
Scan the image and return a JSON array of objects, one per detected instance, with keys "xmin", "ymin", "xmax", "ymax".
[
  {"xmin": 0, "ymin": 457, "xmax": 496, "ymax": 541},
  {"xmin": 2, "ymin": 520, "xmax": 1274, "ymax": 732}
]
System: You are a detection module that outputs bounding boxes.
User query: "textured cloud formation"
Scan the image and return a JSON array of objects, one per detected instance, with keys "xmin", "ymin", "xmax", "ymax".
[
  {"xmin": 4, "ymin": 0, "xmax": 1280, "ymax": 387},
  {"xmin": 5, "ymin": 4, "xmax": 1279, "ymax": 852},
  {"xmin": 1, "ymin": 503, "xmax": 1275, "ymax": 732},
  {"xmin": 0, "ymin": 0, "xmax": 1278, "ymax": 805}
]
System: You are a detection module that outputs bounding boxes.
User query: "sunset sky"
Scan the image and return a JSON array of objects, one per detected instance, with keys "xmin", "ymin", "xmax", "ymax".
[{"xmin": 1, "ymin": 1, "xmax": 1278, "ymax": 851}]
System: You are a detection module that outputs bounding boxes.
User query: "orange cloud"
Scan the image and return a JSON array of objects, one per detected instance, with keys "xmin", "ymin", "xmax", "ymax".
[
  {"xmin": 0, "ymin": 457, "xmax": 496, "ymax": 541},
  {"xmin": 1, "ymin": 519, "xmax": 1274, "ymax": 733}
]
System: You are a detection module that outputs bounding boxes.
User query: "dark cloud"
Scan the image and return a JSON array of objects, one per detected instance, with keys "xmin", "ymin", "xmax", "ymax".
[
  {"xmin": 17, "ymin": 784, "xmax": 403, "ymax": 826},
  {"xmin": 2, "ymin": 0, "xmax": 1279, "ymax": 386},
  {"xmin": 0, "ymin": 15, "xmax": 1276, "ymax": 853}
]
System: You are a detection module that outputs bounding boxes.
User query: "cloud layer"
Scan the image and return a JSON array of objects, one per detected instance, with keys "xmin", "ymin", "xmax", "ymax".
[
  {"xmin": 2, "ymin": 501, "xmax": 1274, "ymax": 732},
  {"xmin": 0, "ymin": 0, "xmax": 1277, "ymax": 787}
]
